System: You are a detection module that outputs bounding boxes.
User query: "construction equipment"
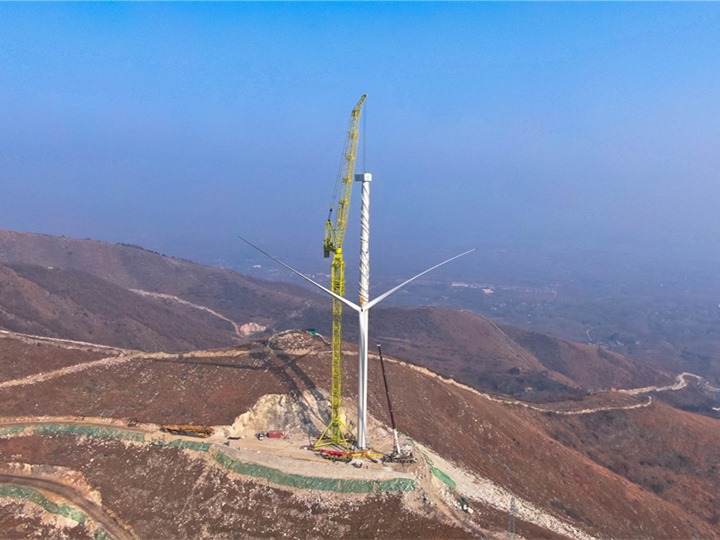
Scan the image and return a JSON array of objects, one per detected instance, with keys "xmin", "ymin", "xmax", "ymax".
[
  {"xmin": 314, "ymin": 94, "xmax": 367, "ymax": 449},
  {"xmin": 506, "ymin": 497, "xmax": 517, "ymax": 539},
  {"xmin": 318, "ymin": 449, "xmax": 353, "ymax": 463},
  {"xmin": 161, "ymin": 425, "xmax": 214, "ymax": 438},
  {"xmin": 238, "ymin": 95, "xmax": 473, "ymax": 452},
  {"xmin": 317, "ymin": 448, "xmax": 382, "ymax": 464},
  {"xmin": 377, "ymin": 344, "xmax": 416, "ymax": 464}
]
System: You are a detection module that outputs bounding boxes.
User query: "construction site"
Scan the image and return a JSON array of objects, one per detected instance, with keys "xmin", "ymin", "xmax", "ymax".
[
  {"xmin": 1, "ymin": 95, "xmax": 719, "ymax": 540},
  {"xmin": 240, "ymin": 94, "xmax": 471, "ymax": 465},
  {"xmin": 0, "ymin": 328, "xmax": 636, "ymax": 540},
  {"xmin": 0, "ymin": 96, "xmax": 507, "ymax": 539}
]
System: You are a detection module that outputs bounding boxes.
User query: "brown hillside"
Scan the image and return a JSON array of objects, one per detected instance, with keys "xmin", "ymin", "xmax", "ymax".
[
  {"xmin": 502, "ymin": 326, "xmax": 671, "ymax": 391},
  {"xmin": 0, "ymin": 435, "xmax": 468, "ymax": 539},
  {"xmin": 0, "ymin": 229, "xmax": 321, "ymax": 337},
  {"xmin": 538, "ymin": 401, "xmax": 720, "ymax": 527},
  {"xmin": 0, "ymin": 331, "xmax": 716, "ymax": 539},
  {"xmin": 366, "ymin": 307, "xmax": 669, "ymax": 400},
  {"xmin": 0, "ymin": 332, "xmax": 110, "ymax": 382},
  {"xmin": 0, "ymin": 263, "xmax": 241, "ymax": 352},
  {"xmin": 0, "ymin": 230, "xmax": 669, "ymax": 398}
]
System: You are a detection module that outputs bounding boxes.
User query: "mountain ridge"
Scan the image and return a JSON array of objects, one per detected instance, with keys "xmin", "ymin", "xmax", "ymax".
[
  {"xmin": 0, "ymin": 328, "xmax": 717, "ymax": 538},
  {"xmin": 0, "ymin": 229, "xmax": 673, "ymax": 398},
  {"xmin": 0, "ymin": 229, "xmax": 718, "ymax": 538}
]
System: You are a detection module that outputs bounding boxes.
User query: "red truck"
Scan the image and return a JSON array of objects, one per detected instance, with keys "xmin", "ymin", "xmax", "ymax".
[{"xmin": 256, "ymin": 431, "xmax": 283, "ymax": 440}]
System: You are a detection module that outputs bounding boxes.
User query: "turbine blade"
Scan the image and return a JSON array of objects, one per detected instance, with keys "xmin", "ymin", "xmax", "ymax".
[
  {"xmin": 364, "ymin": 248, "xmax": 476, "ymax": 310},
  {"xmin": 237, "ymin": 235, "xmax": 361, "ymax": 312}
]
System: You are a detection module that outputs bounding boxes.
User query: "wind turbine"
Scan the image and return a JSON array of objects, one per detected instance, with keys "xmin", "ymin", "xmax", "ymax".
[{"xmin": 239, "ymin": 172, "xmax": 473, "ymax": 449}]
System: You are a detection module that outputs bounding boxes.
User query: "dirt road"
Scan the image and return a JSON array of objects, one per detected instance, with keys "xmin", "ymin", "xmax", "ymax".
[
  {"xmin": 618, "ymin": 371, "xmax": 713, "ymax": 395},
  {"xmin": 0, "ymin": 351, "xmax": 143, "ymax": 390},
  {"xmin": 130, "ymin": 289, "xmax": 247, "ymax": 337},
  {"xmin": 0, "ymin": 473, "xmax": 135, "ymax": 540}
]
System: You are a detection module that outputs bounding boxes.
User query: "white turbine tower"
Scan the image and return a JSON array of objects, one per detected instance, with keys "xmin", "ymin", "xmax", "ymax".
[{"xmin": 240, "ymin": 173, "xmax": 473, "ymax": 450}]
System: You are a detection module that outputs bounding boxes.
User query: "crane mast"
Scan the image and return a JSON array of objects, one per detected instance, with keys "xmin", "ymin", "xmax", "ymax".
[
  {"xmin": 239, "ymin": 94, "xmax": 474, "ymax": 454},
  {"xmin": 315, "ymin": 94, "xmax": 367, "ymax": 449}
]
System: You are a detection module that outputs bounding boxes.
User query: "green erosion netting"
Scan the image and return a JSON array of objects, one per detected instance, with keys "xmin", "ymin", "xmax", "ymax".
[
  {"xmin": 214, "ymin": 451, "xmax": 415, "ymax": 493},
  {"xmin": 162, "ymin": 439, "xmax": 211, "ymax": 452},
  {"xmin": 7, "ymin": 423, "xmax": 414, "ymax": 493},
  {"xmin": 429, "ymin": 466, "xmax": 457, "ymax": 489},
  {"xmin": 0, "ymin": 425, "xmax": 27, "ymax": 437},
  {"xmin": 33, "ymin": 424, "xmax": 145, "ymax": 442},
  {"xmin": 0, "ymin": 484, "xmax": 87, "ymax": 524},
  {"xmin": 93, "ymin": 528, "xmax": 110, "ymax": 540},
  {"xmin": 420, "ymin": 451, "xmax": 457, "ymax": 490}
]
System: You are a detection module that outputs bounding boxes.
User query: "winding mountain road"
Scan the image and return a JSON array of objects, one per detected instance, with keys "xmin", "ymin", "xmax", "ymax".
[
  {"xmin": 618, "ymin": 371, "xmax": 720, "ymax": 395},
  {"xmin": 1, "ymin": 325, "xmax": 717, "ymax": 539},
  {"xmin": 130, "ymin": 289, "xmax": 246, "ymax": 336},
  {"xmin": 388, "ymin": 355, "xmax": 719, "ymax": 416},
  {"xmin": 0, "ymin": 330, "xmax": 256, "ymax": 390},
  {"xmin": 0, "ymin": 329, "xmax": 125, "ymax": 354},
  {"xmin": 0, "ymin": 473, "xmax": 135, "ymax": 540},
  {"xmin": 1, "ymin": 327, "xmax": 714, "ymax": 416}
]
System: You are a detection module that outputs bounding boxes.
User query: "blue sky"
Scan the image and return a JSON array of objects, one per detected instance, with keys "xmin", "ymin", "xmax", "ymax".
[{"xmin": 2, "ymin": 2, "xmax": 720, "ymax": 275}]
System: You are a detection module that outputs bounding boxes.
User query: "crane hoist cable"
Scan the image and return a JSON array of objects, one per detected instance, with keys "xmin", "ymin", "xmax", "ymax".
[{"xmin": 315, "ymin": 94, "xmax": 367, "ymax": 449}]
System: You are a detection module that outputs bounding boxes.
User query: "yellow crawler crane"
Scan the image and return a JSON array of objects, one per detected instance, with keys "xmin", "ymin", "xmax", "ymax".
[{"xmin": 315, "ymin": 94, "xmax": 367, "ymax": 449}]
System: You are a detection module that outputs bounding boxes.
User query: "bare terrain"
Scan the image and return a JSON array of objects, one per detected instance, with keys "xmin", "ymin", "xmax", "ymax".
[
  {"xmin": 365, "ymin": 306, "xmax": 671, "ymax": 402},
  {"xmin": 0, "ymin": 230, "xmax": 719, "ymax": 538},
  {"xmin": 368, "ymin": 247, "xmax": 720, "ymax": 390},
  {"xmin": 0, "ymin": 328, "xmax": 717, "ymax": 539},
  {"xmin": 0, "ymin": 229, "xmax": 676, "ymax": 404},
  {"xmin": 0, "ymin": 229, "xmax": 322, "ymax": 350}
]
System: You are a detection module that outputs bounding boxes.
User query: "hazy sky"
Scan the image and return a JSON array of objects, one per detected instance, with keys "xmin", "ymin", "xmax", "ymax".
[{"xmin": 2, "ymin": 3, "xmax": 720, "ymax": 274}]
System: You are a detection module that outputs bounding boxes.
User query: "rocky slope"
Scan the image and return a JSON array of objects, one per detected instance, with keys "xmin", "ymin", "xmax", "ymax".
[
  {"xmin": 0, "ymin": 230, "xmax": 670, "ymax": 399},
  {"xmin": 0, "ymin": 330, "xmax": 717, "ymax": 539},
  {"xmin": 366, "ymin": 306, "xmax": 671, "ymax": 400},
  {"xmin": 0, "ymin": 229, "xmax": 321, "ymax": 346}
]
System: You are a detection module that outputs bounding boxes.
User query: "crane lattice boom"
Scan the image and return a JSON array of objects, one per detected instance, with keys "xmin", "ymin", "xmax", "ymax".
[
  {"xmin": 324, "ymin": 94, "xmax": 367, "ymax": 258},
  {"xmin": 315, "ymin": 94, "xmax": 366, "ymax": 449}
]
